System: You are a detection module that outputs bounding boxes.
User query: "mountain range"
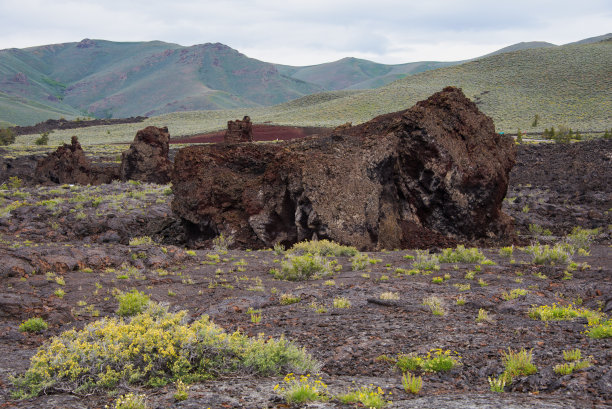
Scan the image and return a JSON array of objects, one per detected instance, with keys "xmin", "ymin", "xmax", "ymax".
[{"xmin": 0, "ymin": 33, "xmax": 610, "ymax": 127}]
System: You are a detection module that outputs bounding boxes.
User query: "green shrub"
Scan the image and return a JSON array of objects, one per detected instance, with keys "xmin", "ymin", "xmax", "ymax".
[
  {"xmin": 402, "ymin": 372, "xmax": 422, "ymax": 394},
  {"xmin": 502, "ymin": 348, "xmax": 537, "ymax": 379},
  {"xmin": 501, "ymin": 288, "xmax": 528, "ymax": 300},
  {"xmin": 128, "ymin": 236, "xmax": 154, "ymax": 246},
  {"xmin": 411, "ymin": 250, "xmax": 440, "ymax": 271},
  {"xmin": 35, "ymin": 132, "xmax": 50, "ymax": 145},
  {"xmin": 212, "ymin": 233, "xmax": 234, "ymax": 251},
  {"xmin": 0, "ymin": 128, "xmax": 15, "ymax": 146},
  {"xmin": 116, "ymin": 289, "xmax": 150, "ymax": 316},
  {"xmin": 19, "ymin": 318, "xmax": 48, "ymax": 333},
  {"xmin": 289, "ymin": 239, "xmax": 358, "ymax": 257},
  {"xmin": 274, "ymin": 373, "xmax": 329, "ymax": 404},
  {"xmin": 438, "ymin": 245, "xmax": 487, "ymax": 263},
  {"xmin": 565, "ymin": 227, "xmax": 598, "ymax": 252},
  {"xmin": 272, "ymin": 254, "xmax": 335, "ymax": 281},
  {"xmin": 337, "ymin": 385, "xmax": 389, "ymax": 408},
  {"xmin": 586, "ymin": 319, "xmax": 612, "ymax": 339},
  {"xmin": 528, "ymin": 304, "xmax": 602, "ymax": 323},
  {"xmin": 526, "ymin": 243, "xmax": 572, "ymax": 265},
  {"xmin": 11, "ymin": 304, "xmax": 318, "ymax": 398},
  {"xmin": 113, "ymin": 393, "xmax": 148, "ymax": 409},
  {"xmin": 396, "ymin": 349, "xmax": 460, "ymax": 373}
]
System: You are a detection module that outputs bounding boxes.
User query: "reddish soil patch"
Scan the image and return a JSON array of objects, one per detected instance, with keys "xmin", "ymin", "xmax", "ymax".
[{"xmin": 170, "ymin": 124, "xmax": 332, "ymax": 144}]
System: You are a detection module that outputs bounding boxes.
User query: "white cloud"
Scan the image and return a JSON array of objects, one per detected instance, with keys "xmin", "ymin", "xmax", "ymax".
[{"xmin": 0, "ymin": 0, "xmax": 610, "ymax": 64}]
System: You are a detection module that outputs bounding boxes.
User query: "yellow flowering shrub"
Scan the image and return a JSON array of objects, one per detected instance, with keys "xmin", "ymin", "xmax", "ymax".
[{"xmin": 11, "ymin": 303, "xmax": 318, "ymax": 398}]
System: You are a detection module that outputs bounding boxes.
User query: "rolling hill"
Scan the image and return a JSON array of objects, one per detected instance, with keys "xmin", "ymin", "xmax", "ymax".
[
  {"xmin": 2, "ymin": 36, "xmax": 594, "ymax": 127},
  {"xmin": 1, "ymin": 35, "xmax": 610, "ymax": 131}
]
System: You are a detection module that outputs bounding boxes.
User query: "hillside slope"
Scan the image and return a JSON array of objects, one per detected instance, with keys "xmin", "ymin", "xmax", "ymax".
[
  {"xmin": 19, "ymin": 39, "xmax": 610, "ymax": 147},
  {"xmin": 0, "ymin": 39, "xmax": 323, "ymax": 125}
]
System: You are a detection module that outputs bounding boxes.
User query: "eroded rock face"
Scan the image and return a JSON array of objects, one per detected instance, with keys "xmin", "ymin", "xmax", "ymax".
[
  {"xmin": 172, "ymin": 87, "xmax": 516, "ymax": 249},
  {"xmin": 35, "ymin": 136, "xmax": 117, "ymax": 185},
  {"xmin": 224, "ymin": 116, "xmax": 253, "ymax": 143},
  {"xmin": 119, "ymin": 126, "xmax": 172, "ymax": 183}
]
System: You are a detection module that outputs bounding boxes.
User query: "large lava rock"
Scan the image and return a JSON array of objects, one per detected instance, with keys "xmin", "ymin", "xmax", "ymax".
[
  {"xmin": 120, "ymin": 126, "xmax": 172, "ymax": 183},
  {"xmin": 172, "ymin": 87, "xmax": 516, "ymax": 249},
  {"xmin": 35, "ymin": 136, "xmax": 117, "ymax": 185}
]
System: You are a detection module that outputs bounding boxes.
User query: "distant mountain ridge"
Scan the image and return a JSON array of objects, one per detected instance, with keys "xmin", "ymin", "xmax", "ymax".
[{"xmin": 1, "ymin": 33, "xmax": 610, "ymax": 126}]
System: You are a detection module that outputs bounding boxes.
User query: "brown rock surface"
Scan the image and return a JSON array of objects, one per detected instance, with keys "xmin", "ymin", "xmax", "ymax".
[
  {"xmin": 224, "ymin": 116, "xmax": 253, "ymax": 143},
  {"xmin": 34, "ymin": 136, "xmax": 117, "ymax": 185},
  {"xmin": 171, "ymin": 87, "xmax": 516, "ymax": 249},
  {"xmin": 119, "ymin": 126, "xmax": 172, "ymax": 183}
]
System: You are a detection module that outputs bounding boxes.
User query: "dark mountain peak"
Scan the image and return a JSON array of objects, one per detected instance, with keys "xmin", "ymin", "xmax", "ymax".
[{"xmin": 76, "ymin": 39, "xmax": 97, "ymax": 49}]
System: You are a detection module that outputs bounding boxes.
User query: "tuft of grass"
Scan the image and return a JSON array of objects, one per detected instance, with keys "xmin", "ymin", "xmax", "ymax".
[
  {"xmin": 274, "ymin": 373, "xmax": 329, "ymax": 404},
  {"xmin": 212, "ymin": 233, "xmax": 234, "ymax": 251},
  {"xmin": 412, "ymin": 250, "xmax": 440, "ymax": 272},
  {"xmin": 396, "ymin": 349, "xmax": 461, "ymax": 373},
  {"xmin": 526, "ymin": 243, "xmax": 572, "ymax": 265},
  {"xmin": 351, "ymin": 253, "xmax": 381, "ymax": 271},
  {"xmin": 173, "ymin": 379, "xmax": 189, "ymax": 402},
  {"xmin": 423, "ymin": 296, "xmax": 445, "ymax": 316},
  {"xmin": 528, "ymin": 304, "xmax": 602, "ymax": 323},
  {"xmin": 116, "ymin": 289, "xmax": 150, "ymax": 317},
  {"xmin": 272, "ymin": 254, "xmax": 335, "ymax": 281},
  {"xmin": 380, "ymin": 292, "xmax": 399, "ymax": 300},
  {"xmin": 586, "ymin": 319, "xmax": 612, "ymax": 339},
  {"xmin": 333, "ymin": 297, "xmax": 351, "ymax": 309},
  {"xmin": 502, "ymin": 348, "xmax": 537, "ymax": 379},
  {"xmin": 280, "ymin": 294, "xmax": 301, "ymax": 305},
  {"xmin": 19, "ymin": 318, "xmax": 48, "ymax": 333},
  {"xmin": 129, "ymin": 236, "xmax": 154, "ymax": 246},
  {"xmin": 499, "ymin": 246, "xmax": 514, "ymax": 258},
  {"xmin": 488, "ymin": 375, "xmax": 506, "ymax": 393},
  {"xmin": 439, "ymin": 245, "xmax": 487, "ymax": 263},
  {"xmin": 113, "ymin": 393, "xmax": 148, "ymax": 409},
  {"xmin": 402, "ymin": 372, "xmax": 422, "ymax": 394},
  {"xmin": 289, "ymin": 239, "xmax": 358, "ymax": 257},
  {"xmin": 337, "ymin": 385, "xmax": 389, "ymax": 409},
  {"xmin": 502, "ymin": 288, "xmax": 528, "ymax": 300},
  {"xmin": 476, "ymin": 308, "xmax": 493, "ymax": 323}
]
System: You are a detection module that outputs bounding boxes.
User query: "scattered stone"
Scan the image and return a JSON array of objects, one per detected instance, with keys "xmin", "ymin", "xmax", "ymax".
[
  {"xmin": 172, "ymin": 87, "xmax": 515, "ymax": 249},
  {"xmin": 120, "ymin": 126, "xmax": 172, "ymax": 184}
]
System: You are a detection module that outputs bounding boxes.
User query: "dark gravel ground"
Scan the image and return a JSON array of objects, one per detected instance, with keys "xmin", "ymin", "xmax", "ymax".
[{"xmin": 0, "ymin": 138, "xmax": 610, "ymax": 409}]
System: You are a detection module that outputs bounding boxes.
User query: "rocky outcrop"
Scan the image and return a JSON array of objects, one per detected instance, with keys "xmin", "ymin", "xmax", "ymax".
[
  {"xmin": 34, "ymin": 136, "xmax": 117, "ymax": 185},
  {"xmin": 171, "ymin": 87, "xmax": 516, "ymax": 250},
  {"xmin": 224, "ymin": 116, "xmax": 253, "ymax": 143},
  {"xmin": 119, "ymin": 126, "xmax": 172, "ymax": 184}
]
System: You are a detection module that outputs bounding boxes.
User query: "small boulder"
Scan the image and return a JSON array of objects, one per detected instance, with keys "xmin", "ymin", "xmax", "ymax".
[{"xmin": 119, "ymin": 126, "xmax": 172, "ymax": 184}]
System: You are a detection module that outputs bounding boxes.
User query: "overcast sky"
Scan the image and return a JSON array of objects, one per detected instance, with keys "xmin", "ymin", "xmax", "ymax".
[{"xmin": 0, "ymin": 0, "xmax": 610, "ymax": 65}]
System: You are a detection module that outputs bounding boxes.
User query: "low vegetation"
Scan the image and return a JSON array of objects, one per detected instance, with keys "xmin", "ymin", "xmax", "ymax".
[{"xmin": 11, "ymin": 303, "xmax": 318, "ymax": 398}]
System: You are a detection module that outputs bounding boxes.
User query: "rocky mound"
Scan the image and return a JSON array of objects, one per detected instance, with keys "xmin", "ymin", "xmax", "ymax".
[
  {"xmin": 171, "ymin": 87, "xmax": 516, "ymax": 250},
  {"xmin": 9, "ymin": 116, "xmax": 147, "ymax": 136},
  {"xmin": 34, "ymin": 136, "xmax": 118, "ymax": 185},
  {"xmin": 224, "ymin": 116, "xmax": 253, "ymax": 143},
  {"xmin": 119, "ymin": 126, "xmax": 172, "ymax": 184}
]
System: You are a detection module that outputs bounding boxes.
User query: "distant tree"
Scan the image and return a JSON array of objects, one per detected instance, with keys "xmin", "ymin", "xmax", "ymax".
[
  {"xmin": 516, "ymin": 129, "xmax": 523, "ymax": 144},
  {"xmin": 0, "ymin": 128, "xmax": 15, "ymax": 146},
  {"xmin": 35, "ymin": 131, "xmax": 50, "ymax": 145},
  {"xmin": 531, "ymin": 114, "xmax": 540, "ymax": 127}
]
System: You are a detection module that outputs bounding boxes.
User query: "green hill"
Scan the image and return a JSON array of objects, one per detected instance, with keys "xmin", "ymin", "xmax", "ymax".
[
  {"xmin": 15, "ymin": 39, "xmax": 610, "ymax": 147},
  {"xmin": 0, "ymin": 39, "xmax": 324, "ymax": 125}
]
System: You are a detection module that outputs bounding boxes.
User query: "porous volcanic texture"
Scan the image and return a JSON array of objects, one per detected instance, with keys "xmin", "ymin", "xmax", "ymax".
[
  {"xmin": 119, "ymin": 126, "xmax": 172, "ymax": 184},
  {"xmin": 505, "ymin": 138, "xmax": 612, "ymax": 237},
  {"xmin": 171, "ymin": 87, "xmax": 516, "ymax": 250},
  {"xmin": 34, "ymin": 136, "xmax": 118, "ymax": 185}
]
